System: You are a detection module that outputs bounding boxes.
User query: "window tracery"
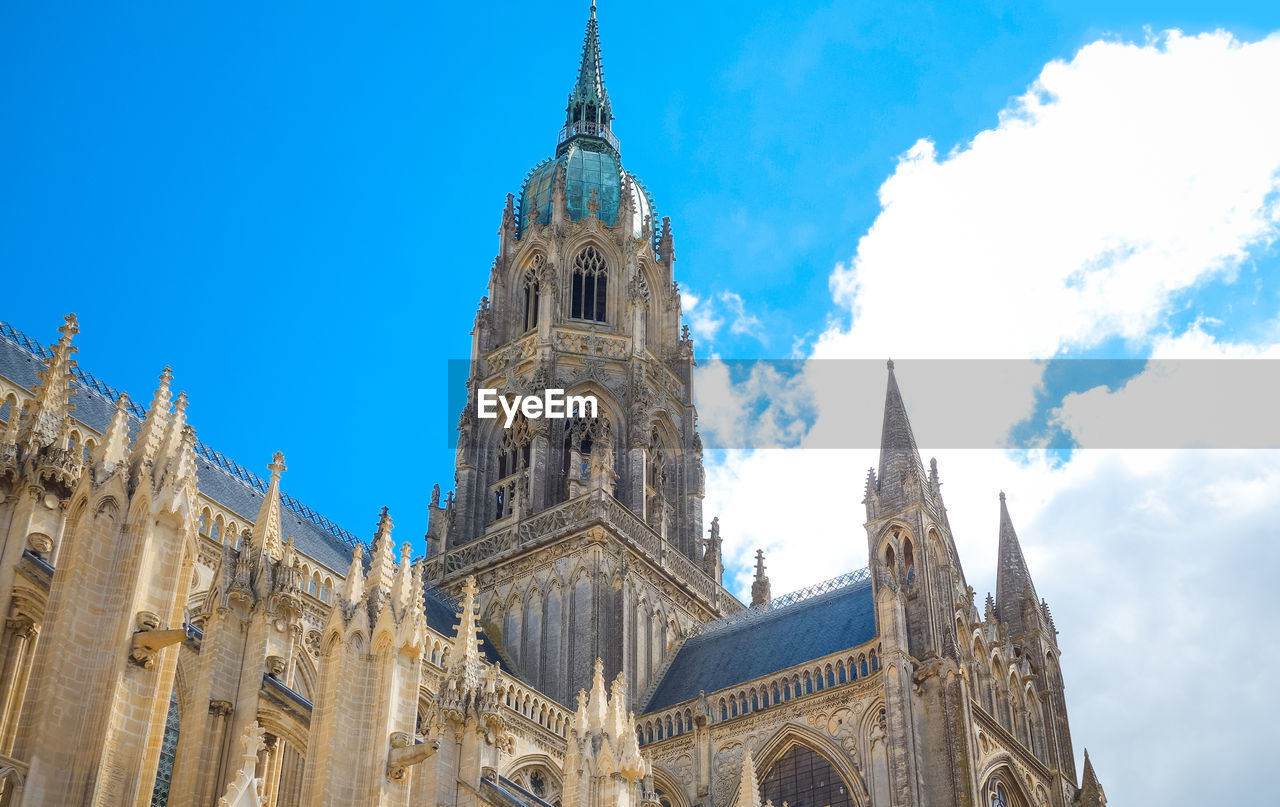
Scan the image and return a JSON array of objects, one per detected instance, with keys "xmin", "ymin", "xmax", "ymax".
[
  {"xmin": 570, "ymin": 246, "xmax": 608, "ymax": 322},
  {"xmin": 492, "ymin": 414, "xmax": 532, "ymax": 521},
  {"xmin": 760, "ymin": 745, "xmax": 854, "ymax": 807},
  {"xmin": 523, "ymin": 254, "xmax": 544, "ymax": 332}
]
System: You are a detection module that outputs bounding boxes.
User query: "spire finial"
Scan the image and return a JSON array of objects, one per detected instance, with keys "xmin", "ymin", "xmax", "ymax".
[
  {"xmin": 561, "ymin": 0, "xmax": 615, "ymax": 152},
  {"xmin": 268, "ymin": 451, "xmax": 286, "ymax": 481},
  {"xmin": 248, "ymin": 451, "xmax": 286, "ymax": 558}
]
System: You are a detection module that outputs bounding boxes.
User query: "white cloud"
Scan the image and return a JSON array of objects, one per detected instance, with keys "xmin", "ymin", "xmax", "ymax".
[
  {"xmin": 679, "ymin": 289, "xmax": 766, "ymax": 345},
  {"xmin": 680, "ymin": 291, "xmax": 723, "ymax": 342},
  {"xmin": 815, "ymin": 30, "xmax": 1280, "ymax": 361},
  {"xmin": 701, "ymin": 29, "xmax": 1280, "ymax": 806},
  {"xmin": 720, "ymin": 291, "xmax": 765, "ymax": 339}
]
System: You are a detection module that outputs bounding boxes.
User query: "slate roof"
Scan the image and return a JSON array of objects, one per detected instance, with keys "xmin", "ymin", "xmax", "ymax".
[{"xmin": 644, "ymin": 574, "xmax": 877, "ymax": 713}]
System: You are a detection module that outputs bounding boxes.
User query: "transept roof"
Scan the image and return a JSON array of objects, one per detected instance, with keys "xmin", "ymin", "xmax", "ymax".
[{"xmin": 644, "ymin": 571, "xmax": 877, "ymax": 712}]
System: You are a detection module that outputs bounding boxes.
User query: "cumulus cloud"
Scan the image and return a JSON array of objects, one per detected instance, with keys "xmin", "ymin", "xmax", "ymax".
[
  {"xmin": 680, "ymin": 289, "xmax": 767, "ymax": 345},
  {"xmin": 815, "ymin": 30, "xmax": 1280, "ymax": 361},
  {"xmin": 700, "ymin": 29, "xmax": 1280, "ymax": 806}
]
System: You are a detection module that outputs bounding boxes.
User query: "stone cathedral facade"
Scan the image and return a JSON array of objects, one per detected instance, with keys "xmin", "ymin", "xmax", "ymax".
[{"xmin": 0, "ymin": 5, "xmax": 1108, "ymax": 807}]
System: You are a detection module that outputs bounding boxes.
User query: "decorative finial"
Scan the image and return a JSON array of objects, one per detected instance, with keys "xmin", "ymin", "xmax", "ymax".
[
  {"xmin": 268, "ymin": 451, "xmax": 286, "ymax": 479},
  {"xmin": 999, "ymin": 490, "xmax": 1006, "ymax": 502},
  {"xmin": 886, "ymin": 358, "xmax": 895, "ymax": 371}
]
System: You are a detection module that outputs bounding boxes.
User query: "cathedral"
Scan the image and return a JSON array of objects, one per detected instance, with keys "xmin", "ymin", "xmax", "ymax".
[{"xmin": 0, "ymin": 4, "xmax": 1107, "ymax": 807}]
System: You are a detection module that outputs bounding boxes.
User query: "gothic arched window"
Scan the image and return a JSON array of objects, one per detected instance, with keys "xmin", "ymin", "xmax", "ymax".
[
  {"xmin": 570, "ymin": 246, "xmax": 608, "ymax": 322},
  {"xmin": 760, "ymin": 745, "xmax": 854, "ymax": 807},
  {"xmin": 523, "ymin": 256, "xmax": 544, "ymax": 332},
  {"xmin": 493, "ymin": 415, "xmax": 532, "ymax": 521},
  {"xmin": 149, "ymin": 690, "xmax": 180, "ymax": 806}
]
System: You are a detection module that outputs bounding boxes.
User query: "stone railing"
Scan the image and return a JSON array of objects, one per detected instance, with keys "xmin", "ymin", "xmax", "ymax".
[
  {"xmin": 501, "ymin": 678, "xmax": 571, "ymax": 740},
  {"xmin": 426, "ymin": 492, "xmax": 741, "ymax": 616}
]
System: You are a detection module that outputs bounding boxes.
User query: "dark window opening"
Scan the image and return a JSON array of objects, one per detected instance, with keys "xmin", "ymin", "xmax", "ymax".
[
  {"xmin": 761, "ymin": 745, "xmax": 854, "ymax": 807},
  {"xmin": 570, "ymin": 246, "xmax": 608, "ymax": 322}
]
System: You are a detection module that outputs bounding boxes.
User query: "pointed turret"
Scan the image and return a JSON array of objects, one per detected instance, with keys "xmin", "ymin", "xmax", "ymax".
[
  {"xmin": 444, "ymin": 576, "xmax": 486, "ymax": 694},
  {"xmin": 750, "ymin": 549, "xmax": 771, "ymax": 608},
  {"xmin": 129, "ymin": 366, "xmax": 172, "ymax": 477},
  {"xmin": 560, "ymin": 0, "xmax": 615, "ymax": 153},
  {"xmin": 876, "ymin": 360, "xmax": 928, "ymax": 504},
  {"xmin": 19, "ymin": 313, "xmax": 79, "ymax": 459},
  {"xmin": 247, "ymin": 452, "xmax": 286, "ymax": 559},
  {"xmin": 340, "ymin": 544, "xmax": 365, "ymax": 604},
  {"xmin": 994, "ymin": 492, "xmax": 1040, "ymax": 634},
  {"xmin": 391, "ymin": 542, "xmax": 414, "ymax": 616},
  {"xmin": 735, "ymin": 750, "xmax": 762, "ymax": 807},
  {"xmin": 659, "ymin": 216, "xmax": 675, "ymax": 279},
  {"xmin": 586, "ymin": 657, "xmax": 610, "ymax": 731},
  {"xmin": 1076, "ymin": 750, "xmax": 1107, "ymax": 807},
  {"xmin": 93, "ymin": 393, "xmax": 132, "ymax": 480},
  {"xmin": 368, "ymin": 506, "xmax": 398, "ymax": 596}
]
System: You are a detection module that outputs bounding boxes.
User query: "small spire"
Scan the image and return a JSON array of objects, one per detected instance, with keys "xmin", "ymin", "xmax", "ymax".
[
  {"xmin": 575, "ymin": 687, "xmax": 589, "ymax": 732},
  {"xmin": 735, "ymin": 750, "xmax": 762, "ymax": 807},
  {"xmin": 751, "ymin": 549, "xmax": 771, "ymax": 608},
  {"xmin": 341, "ymin": 544, "xmax": 365, "ymax": 603},
  {"xmin": 368, "ymin": 506, "xmax": 398, "ymax": 594},
  {"xmin": 587, "ymin": 657, "xmax": 609, "ymax": 732},
  {"xmin": 995, "ymin": 492, "xmax": 1039, "ymax": 634},
  {"xmin": 608, "ymin": 670, "xmax": 628, "ymax": 739},
  {"xmin": 877, "ymin": 359, "xmax": 928, "ymax": 500},
  {"xmin": 20, "ymin": 313, "xmax": 79, "ymax": 456},
  {"xmin": 1078, "ymin": 750, "xmax": 1107, "ymax": 807},
  {"xmin": 130, "ymin": 366, "xmax": 173, "ymax": 474},
  {"xmin": 248, "ymin": 451, "xmax": 285, "ymax": 558},
  {"xmin": 445, "ymin": 576, "xmax": 486, "ymax": 692},
  {"xmin": 94, "ymin": 393, "xmax": 132, "ymax": 478},
  {"xmin": 392, "ymin": 542, "xmax": 414, "ymax": 614},
  {"xmin": 408, "ymin": 559, "xmax": 426, "ymax": 621},
  {"xmin": 155, "ymin": 391, "xmax": 189, "ymax": 487}
]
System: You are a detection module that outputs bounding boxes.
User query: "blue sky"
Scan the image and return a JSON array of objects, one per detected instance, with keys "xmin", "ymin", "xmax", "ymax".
[
  {"xmin": 3, "ymin": 0, "xmax": 1275, "ymax": 545},
  {"xmin": 6, "ymin": 2, "xmax": 1280, "ymax": 803}
]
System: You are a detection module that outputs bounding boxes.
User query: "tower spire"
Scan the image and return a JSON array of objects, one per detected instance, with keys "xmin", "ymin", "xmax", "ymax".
[
  {"xmin": 876, "ymin": 360, "xmax": 928, "ymax": 501},
  {"xmin": 561, "ymin": 0, "xmax": 616, "ymax": 152},
  {"xmin": 1077, "ymin": 749, "xmax": 1107, "ymax": 806},
  {"xmin": 994, "ymin": 491, "xmax": 1039, "ymax": 633}
]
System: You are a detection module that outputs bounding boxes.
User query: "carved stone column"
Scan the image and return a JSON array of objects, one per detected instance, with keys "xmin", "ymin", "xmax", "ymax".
[
  {"xmin": 261, "ymin": 733, "xmax": 281, "ymax": 807},
  {"xmin": 0, "ymin": 614, "xmax": 37, "ymax": 754},
  {"xmin": 205, "ymin": 699, "xmax": 235, "ymax": 806}
]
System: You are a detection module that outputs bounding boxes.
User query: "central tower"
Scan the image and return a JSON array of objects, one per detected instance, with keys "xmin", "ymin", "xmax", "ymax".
[{"xmin": 423, "ymin": 2, "xmax": 741, "ymax": 709}]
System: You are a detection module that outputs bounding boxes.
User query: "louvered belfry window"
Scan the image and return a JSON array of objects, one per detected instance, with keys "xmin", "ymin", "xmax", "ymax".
[{"xmin": 570, "ymin": 246, "xmax": 607, "ymax": 322}]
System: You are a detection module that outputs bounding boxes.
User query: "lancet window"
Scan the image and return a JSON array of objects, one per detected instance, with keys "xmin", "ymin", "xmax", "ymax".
[
  {"xmin": 645, "ymin": 426, "xmax": 669, "ymax": 531},
  {"xmin": 492, "ymin": 414, "xmax": 532, "ymax": 521},
  {"xmin": 523, "ymin": 254, "xmax": 544, "ymax": 332},
  {"xmin": 570, "ymin": 246, "xmax": 607, "ymax": 322}
]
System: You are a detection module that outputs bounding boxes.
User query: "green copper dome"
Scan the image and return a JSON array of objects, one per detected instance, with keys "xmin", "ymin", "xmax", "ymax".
[{"xmin": 517, "ymin": 3, "xmax": 654, "ymax": 239}]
